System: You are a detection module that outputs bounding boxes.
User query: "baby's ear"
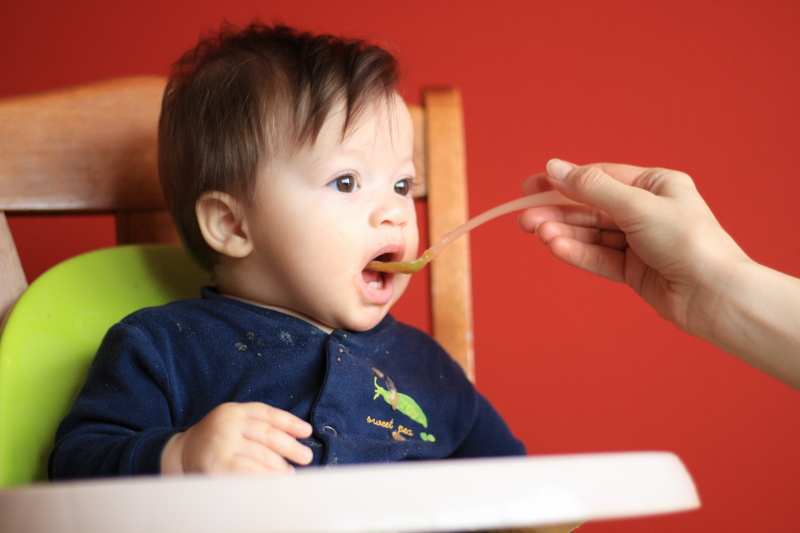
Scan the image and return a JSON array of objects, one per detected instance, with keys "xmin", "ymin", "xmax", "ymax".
[{"xmin": 196, "ymin": 192, "xmax": 253, "ymax": 258}]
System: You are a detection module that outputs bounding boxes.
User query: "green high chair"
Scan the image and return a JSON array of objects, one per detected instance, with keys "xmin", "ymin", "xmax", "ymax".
[{"xmin": 0, "ymin": 244, "xmax": 209, "ymax": 485}]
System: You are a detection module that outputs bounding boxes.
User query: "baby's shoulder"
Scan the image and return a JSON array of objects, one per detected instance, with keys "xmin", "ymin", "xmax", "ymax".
[
  {"xmin": 119, "ymin": 297, "xmax": 215, "ymax": 328},
  {"xmin": 109, "ymin": 297, "xmax": 245, "ymax": 349}
]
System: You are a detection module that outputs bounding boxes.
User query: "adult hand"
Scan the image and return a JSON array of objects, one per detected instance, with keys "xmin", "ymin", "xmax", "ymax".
[
  {"xmin": 161, "ymin": 402, "xmax": 313, "ymax": 475},
  {"xmin": 519, "ymin": 160, "xmax": 800, "ymax": 391},
  {"xmin": 519, "ymin": 159, "xmax": 748, "ymax": 336}
]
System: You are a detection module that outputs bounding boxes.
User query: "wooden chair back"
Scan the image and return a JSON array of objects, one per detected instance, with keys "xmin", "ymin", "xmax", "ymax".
[{"xmin": 0, "ymin": 78, "xmax": 474, "ymax": 380}]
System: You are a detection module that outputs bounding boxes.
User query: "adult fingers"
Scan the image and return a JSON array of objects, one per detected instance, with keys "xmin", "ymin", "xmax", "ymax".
[
  {"xmin": 545, "ymin": 160, "xmax": 655, "ymax": 219},
  {"xmin": 536, "ymin": 221, "xmax": 627, "ymax": 251},
  {"xmin": 567, "ymin": 162, "xmax": 653, "ymax": 187},
  {"xmin": 518, "ymin": 204, "xmax": 620, "ymax": 234},
  {"xmin": 521, "ymin": 172, "xmax": 554, "ymax": 196},
  {"xmin": 547, "ymin": 237, "xmax": 626, "ymax": 283},
  {"xmin": 241, "ymin": 402, "xmax": 312, "ymax": 438},
  {"xmin": 628, "ymin": 166, "xmax": 699, "ymax": 200},
  {"xmin": 242, "ymin": 422, "xmax": 314, "ymax": 466},
  {"xmin": 523, "ymin": 162, "xmax": 653, "ymax": 196}
]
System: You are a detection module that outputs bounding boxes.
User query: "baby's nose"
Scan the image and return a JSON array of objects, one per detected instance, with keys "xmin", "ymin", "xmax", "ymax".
[{"xmin": 370, "ymin": 193, "xmax": 409, "ymax": 228}]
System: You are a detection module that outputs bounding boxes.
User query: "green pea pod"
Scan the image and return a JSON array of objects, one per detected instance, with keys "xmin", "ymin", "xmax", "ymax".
[{"xmin": 373, "ymin": 377, "xmax": 428, "ymax": 428}]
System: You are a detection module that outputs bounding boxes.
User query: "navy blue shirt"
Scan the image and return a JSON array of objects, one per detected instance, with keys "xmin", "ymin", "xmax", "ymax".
[{"xmin": 49, "ymin": 288, "xmax": 525, "ymax": 479}]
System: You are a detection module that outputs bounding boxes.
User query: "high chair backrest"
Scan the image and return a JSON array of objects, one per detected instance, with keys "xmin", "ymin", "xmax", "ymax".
[{"xmin": 0, "ymin": 78, "xmax": 474, "ymax": 486}]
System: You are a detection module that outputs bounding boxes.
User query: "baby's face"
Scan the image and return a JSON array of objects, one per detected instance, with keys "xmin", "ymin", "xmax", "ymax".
[{"xmin": 242, "ymin": 94, "xmax": 419, "ymax": 331}]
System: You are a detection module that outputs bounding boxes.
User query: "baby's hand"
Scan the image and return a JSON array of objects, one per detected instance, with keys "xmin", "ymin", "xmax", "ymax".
[{"xmin": 161, "ymin": 402, "xmax": 313, "ymax": 475}]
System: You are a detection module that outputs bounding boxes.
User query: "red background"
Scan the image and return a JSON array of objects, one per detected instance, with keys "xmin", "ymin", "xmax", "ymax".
[{"xmin": 3, "ymin": 1, "xmax": 800, "ymax": 530}]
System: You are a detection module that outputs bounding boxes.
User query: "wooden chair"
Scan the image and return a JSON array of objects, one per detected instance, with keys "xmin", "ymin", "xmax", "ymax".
[{"xmin": 0, "ymin": 77, "xmax": 474, "ymax": 380}]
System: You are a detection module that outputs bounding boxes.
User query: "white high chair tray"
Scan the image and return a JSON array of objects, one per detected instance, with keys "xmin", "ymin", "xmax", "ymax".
[{"xmin": 0, "ymin": 452, "xmax": 699, "ymax": 533}]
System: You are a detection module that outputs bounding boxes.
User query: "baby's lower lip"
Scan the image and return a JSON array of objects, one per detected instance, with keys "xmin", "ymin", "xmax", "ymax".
[{"xmin": 361, "ymin": 268, "xmax": 394, "ymax": 304}]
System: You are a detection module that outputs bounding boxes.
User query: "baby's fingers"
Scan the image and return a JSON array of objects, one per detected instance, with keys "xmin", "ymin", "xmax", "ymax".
[
  {"xmin": 241, "ymin": 402, "xmax": 312, "ymax": 438},
  {"xmin": 232, "ymin": 440, "xmax": 295, "ymax": 474},
  {"xmin": 536, "ymin": 221, "xmax": 627, "ymax": 251},
  {"xmin": 243, "ymin": 423, "xmax": 314, "ymax": 466}
]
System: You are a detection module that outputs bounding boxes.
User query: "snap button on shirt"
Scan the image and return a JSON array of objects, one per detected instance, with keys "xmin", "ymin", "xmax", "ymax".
[{"xmin": 322, "ymin": 425, "xmax": 338, "ymax": 437}]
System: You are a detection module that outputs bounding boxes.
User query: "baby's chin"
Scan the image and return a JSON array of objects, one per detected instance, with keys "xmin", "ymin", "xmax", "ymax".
[
  {"xmin": 314, "ymin": 282, "xmax": 407, "ymax": 333},
  {"xmin": 323, "ymin": 307, "xmax": 392, "ymax": 333}
]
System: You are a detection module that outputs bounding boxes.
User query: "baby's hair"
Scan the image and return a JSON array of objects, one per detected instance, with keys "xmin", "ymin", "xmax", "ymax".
[{"xmin": 158, "ymin": 22, "xmax": 400, "ymax": 271}]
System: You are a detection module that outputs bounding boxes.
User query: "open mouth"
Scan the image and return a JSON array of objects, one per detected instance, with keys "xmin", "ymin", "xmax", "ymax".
[
  {"xmin": 361, "ymin": 249, "xmax": 402, "ymax": 304},
  {"xmin": 362, "ymin": 253, "xmax": 394, "ymax": 289}
]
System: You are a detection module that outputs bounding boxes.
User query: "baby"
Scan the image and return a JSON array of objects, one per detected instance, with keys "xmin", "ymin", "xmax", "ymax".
[{"xmin": 49, "ymin": 23, "xmax": 525, "ymax": 479}]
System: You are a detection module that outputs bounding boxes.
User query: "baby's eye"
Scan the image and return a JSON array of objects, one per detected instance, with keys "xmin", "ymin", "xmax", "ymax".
[
  {"xmin": 327, "ymin": 173, "xmax": 359, "ymax": 193},
  {"xmin": 394, "ymin": 178, "xmax": 413, "ymax": 197}
]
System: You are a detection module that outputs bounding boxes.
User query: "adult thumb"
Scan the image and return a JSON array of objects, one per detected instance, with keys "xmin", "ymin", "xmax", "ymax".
[{"xmin": 546, "ymin": 159, "xmax": 643, "ymax": 216}]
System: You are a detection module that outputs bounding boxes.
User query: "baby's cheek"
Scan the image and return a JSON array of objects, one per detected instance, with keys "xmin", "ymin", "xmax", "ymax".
[
  {"xmin": 406, "ymin": 230, "xmax": 420, "ymax": 260},
  {"xmin": 408, "ymin": 205, "xmax": 421, "ymax": 255},
  {"xmin": 391, "ymin": 274, "xmax": 412, "ymax": 304}
]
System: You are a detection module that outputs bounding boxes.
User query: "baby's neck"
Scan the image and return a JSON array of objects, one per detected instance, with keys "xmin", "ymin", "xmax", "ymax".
[{"xmin": 220, "ymin": 292, "xmax": 334, "ymax": 334}]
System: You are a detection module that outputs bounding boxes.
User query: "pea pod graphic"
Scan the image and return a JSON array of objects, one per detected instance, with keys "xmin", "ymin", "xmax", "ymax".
[{"xmin": 373, "ymin": 377, "xmax": 428, "ymax": 428}]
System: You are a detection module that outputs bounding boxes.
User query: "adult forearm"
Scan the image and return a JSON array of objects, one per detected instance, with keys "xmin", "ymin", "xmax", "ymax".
[{"xmin": 694, "ymin": 260, "xmax": 800, "ymax": 391}]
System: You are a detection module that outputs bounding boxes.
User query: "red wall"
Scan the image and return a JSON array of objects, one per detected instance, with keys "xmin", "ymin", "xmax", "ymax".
[{"xmin": 3, "ymin": 1, "xmax": 800, "ymax": 530}]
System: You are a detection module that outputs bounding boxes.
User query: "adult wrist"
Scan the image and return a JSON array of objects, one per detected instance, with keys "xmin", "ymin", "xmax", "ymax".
[
  {"xmin": 684, "ymin": 254, "xmax": 756, "ymax": 344},
  {"xmin": 700, "ymin": 260, "xmax": 800, "ymax": 389}
]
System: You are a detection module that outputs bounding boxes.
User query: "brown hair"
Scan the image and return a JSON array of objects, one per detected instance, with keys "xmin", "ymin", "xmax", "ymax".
[{"xmin": 158, "ymin": 22, "xmax": 400, "ymax": 271}]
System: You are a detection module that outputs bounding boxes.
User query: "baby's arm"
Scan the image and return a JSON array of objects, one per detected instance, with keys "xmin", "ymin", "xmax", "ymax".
[
  {"xmin": 49, "ymin": 320, "xmax": 312, "ymax": 479},
  {"xmin": 161, "ymin": 402, "xmax": 312, "ymax": 474},
  {"xmin": 449, "ymin": 392, "xmax": 526, "ymax": 458}
]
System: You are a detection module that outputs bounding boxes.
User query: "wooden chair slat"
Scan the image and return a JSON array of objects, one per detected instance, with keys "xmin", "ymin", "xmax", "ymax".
[
  {"xmin": 424, "ymin": 88, "xmax": 475, "ymax": 381},
  {"xmin": 115, "ymin": 210, "xmax": 181, "ymax": 246},
  {"xmin": 0, "ymin": 212, "xmax": 28, "ymax": 324},
  {"xmin": 0, "ymin": 77, "xmax": 166, "ymax": 211},
  {"xmin": 408, "ymin": 104, "xmax": 428, "ymax": 198}
]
